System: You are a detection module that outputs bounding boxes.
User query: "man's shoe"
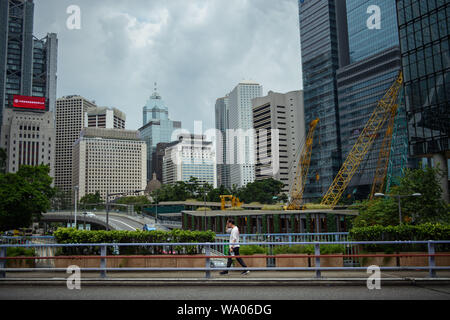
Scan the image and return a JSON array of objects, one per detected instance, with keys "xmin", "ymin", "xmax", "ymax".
[
  {"xmin": 220, "ymin": 271, "xmax": 229, "ymax": 275},
  {"xmin": 241, "ymin": 270, "xmax": 250, "ymax": 275}
]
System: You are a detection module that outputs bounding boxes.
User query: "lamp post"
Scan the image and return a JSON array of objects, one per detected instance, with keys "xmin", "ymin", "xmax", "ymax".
[
  {"xmin": 374, "ymin": 193, "xmax": 422, "ymax": 224},
  {"xmin": 74, "ymin": 186, "xmax": 79, "ymax": 229}
]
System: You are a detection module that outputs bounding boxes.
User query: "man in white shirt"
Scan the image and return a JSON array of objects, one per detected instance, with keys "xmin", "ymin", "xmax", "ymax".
[{"xmin": 220, "ymin": 218, "xmax": 249, "ymax": 275}]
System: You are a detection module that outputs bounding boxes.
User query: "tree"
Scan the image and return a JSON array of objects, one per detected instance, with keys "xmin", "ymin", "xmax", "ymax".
[
  {"xmin": 80, "ymin": 191, "xmax": 102, "ymax": 209},
  {"xmin": 51, "ymin": 187, "xmax": 72, "ymax": 210},
  {"xmin": 0, "ymin": 165, "xmax": 55, "ymax": 230},
  {"xmin": 352, "ymin": 166, "xmax": 450, "ymax": 227},
  {"xmin": 391, "ymin": 166, "xmax": 449, "ymax": 224},
  {"xmin": 0, "ymin": 148, "xmax": 6, "ymax": 174},
  {"xmin": 237, "ymin": 178, "xmax": 285, "ymax": 204},
  {"xmin": 115, "ymin": 195, "xmax": 151, "ymax": 214}
]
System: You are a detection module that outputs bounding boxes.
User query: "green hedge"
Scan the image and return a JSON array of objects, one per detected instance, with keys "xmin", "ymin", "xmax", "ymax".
[
  {"xmin": 239, "ymin": 245, "xmax": 268, "ymax": 255},
  {"xmin": 273, "ymin": 244, "xmax": 345, "ymax": 255},
  {"xmin": 349, "ymin": 223, "xmax": 450, "ymax": 252},
  {"xmin": 54, "ymin": 228, "xmax": 215, "ymax": 256}
]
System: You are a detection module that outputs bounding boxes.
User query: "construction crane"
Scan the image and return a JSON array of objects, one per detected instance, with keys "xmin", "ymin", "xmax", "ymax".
[
  {"xmin": 286, "ymin": 118, "xmax": 320, "ymax": 210},
  {"xmin": 321, "ymin": 72, "xmax": 404, "ymax": 208},
  {"xmin": 369, "ymin": 103, "xmax": 398, "ymax": 200},
  {"xmin": 386, "ymin": 91, "xmax": 409, "ymax": 193}
]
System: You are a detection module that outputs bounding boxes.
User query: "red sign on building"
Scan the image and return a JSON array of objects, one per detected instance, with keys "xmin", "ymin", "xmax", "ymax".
[{"xmin": 12, "ymin": 95, "xmax": 46, "ymax": 110}]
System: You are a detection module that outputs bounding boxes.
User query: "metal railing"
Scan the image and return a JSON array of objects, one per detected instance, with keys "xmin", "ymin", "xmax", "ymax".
[{"xmin": 0, "ymin": 240, "xmax": 449, "ymax": 279}]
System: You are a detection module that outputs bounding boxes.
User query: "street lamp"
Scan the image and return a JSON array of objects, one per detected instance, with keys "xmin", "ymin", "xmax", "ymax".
[
  {"xmin": 374, "ymin": 192, "xmax": 422, "ymax": 224},
  {"xmin": 73, "ymin": 186, "xmax": 79, "ymax": 229}
]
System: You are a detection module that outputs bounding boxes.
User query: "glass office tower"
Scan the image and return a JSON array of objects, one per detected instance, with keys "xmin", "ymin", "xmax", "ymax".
[
  {"xmin": 139, "ymin": 90, "xmax": 181, "ymax": 181},
  {"xmin": 299, "ymin": 0, "xmax": 348, "ymax": 201},
  {"xmin": 396, "ymin": 0, "xmax": 449, "ymax": 201},
  {"xmin": 335, "ymin": 0, "xmax": 415, "ymax": 199}
]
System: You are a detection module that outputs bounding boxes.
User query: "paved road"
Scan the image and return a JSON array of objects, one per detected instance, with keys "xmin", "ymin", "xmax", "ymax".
[{"xmin": 1, "ymin": 284, "xmax": 449, "ymax": 300}]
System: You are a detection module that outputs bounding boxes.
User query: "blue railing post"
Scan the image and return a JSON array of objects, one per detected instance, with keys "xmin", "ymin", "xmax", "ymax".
[
  {"xmin": 100, "ymin": 245, "xmax": 107, "ymax": 278},
  {"xmin": 428, "ymin": 241, "xmax": 436, "ymax": 278},
  {"xmin": 205, "ymin": 243, "xmax": 211, "ymax": 279},
  {"xmin": 0, "ymin": 247, "xmax": 6, "ymax": 278},
  {"xmin": 314, "ymin": 244, "xmax": 321, "ymax": 278}
]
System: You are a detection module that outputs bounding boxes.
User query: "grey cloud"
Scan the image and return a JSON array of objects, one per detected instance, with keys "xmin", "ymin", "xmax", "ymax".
[{"xmin": 34, "ymin": 0, "xmax": 302, "ymax": 131}]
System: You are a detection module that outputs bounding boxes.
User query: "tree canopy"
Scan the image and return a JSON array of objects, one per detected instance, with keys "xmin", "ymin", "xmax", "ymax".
[
  {"xmin": 0, "ymin": 165, "xmax": 55, "ymax": 230},
  {"xmin": 352, "ymin": 165, "xmax": 450, "ymax": 227}
]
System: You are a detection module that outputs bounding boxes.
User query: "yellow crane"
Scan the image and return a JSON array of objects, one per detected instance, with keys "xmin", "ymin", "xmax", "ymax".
[
  {"xmin": 321, "ymin": 72, "xmax": 403, "ymax": 208},
  {"xmin": 286, "ymin": 118, "xmax": 320, "ymax": 210},
  {"xmin": 369, "ymin": 103, "xmax": 398, "ymax": 200}
]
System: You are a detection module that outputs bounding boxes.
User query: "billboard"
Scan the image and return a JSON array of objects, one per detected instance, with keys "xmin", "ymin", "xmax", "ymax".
[{"xmin": 13, "ymin": 95, "xmax": 46, "ymax": 110}]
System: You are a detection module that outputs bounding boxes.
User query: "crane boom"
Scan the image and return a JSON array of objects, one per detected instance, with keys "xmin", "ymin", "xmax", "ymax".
[
  {"xmin": 287, "ymin": 118, "xmax": 319, "ymax": 210},
  {"xmin": 321, "ymin": 72, "xmax": 403, "ymax": 208},
  {"xmin": 369, "ymin": 104, "xmax": 398, "ymax": 200}
]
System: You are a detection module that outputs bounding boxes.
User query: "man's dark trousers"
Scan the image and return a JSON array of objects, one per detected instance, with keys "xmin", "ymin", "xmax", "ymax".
[{"xmin": 227, "ymin": 247, "xmax": 247, "ymax": 268}]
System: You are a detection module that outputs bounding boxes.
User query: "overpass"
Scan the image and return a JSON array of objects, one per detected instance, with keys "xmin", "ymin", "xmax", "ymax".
[{"xmin": 41, "ymin": 211, "xmax": 166, "ymax": 231}]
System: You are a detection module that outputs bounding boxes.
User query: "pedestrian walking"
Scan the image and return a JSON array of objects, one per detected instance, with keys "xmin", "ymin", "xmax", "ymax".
[{"xmin": 220, "ymin": 218, "xmax": 250, "ymax": 275}]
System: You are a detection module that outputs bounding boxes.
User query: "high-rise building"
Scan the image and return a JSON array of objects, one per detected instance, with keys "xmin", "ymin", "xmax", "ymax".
[
  {"xmin": 72, "ymin": 127, "xmax": 147, "ymax": 201},
  {"xmin": 0, "ymin": 108, "xmax": 55, "ymax": 176},
  {"xmin": 227, "ymin": 81, "xmax": 263, "ymax": 188},
  {"xmin": 252, "ymin": 90, "xmax": 305, "ymax": 193},
  {"xmin": 215, "ymin": 96, "xmax": 231, "ymax": 189},
  {"xmin": 396, "ymin": 0, "xmax": 449, "ymax": 202},
  {"xmin": 335, "ymin": 0, "xmax": 415, "ymax": 199},
  {"xmin": 32, "ymin": 33, "xmax": 58, "ymax": 112},
  {"xmin": 139, "ymin": 88, "xmax": 181, "ymax": 181},
  {"xmin": 86, "ymin": 107, "xmax": 125, "ymax": 129},
  {"xmin": 162, "ymin": 134, "xmax": 216, "ymax": 187},
  {"xmin": 0, "ymin": 0, "xmax": 58, "ymax": 128},
  {"xmin": 55, "ymin": 96, "xmax": 97, "ymax": 195},
  {"xmin": 299, "ymin": 0, "xmax": 348, "ymax": 201}
]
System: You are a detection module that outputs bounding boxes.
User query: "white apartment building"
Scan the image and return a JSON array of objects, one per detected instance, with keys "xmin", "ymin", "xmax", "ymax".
[
  {"xmin": 55, "ymin": 95, "xmax": 97, "ymax": 195},
  {"xmin": 252, "ymin": 90, "xmax": 305, "ymax": 193},
  {"xmin": 0, "ymin": 108, "xmax": 55, "ymax": 176},
  {"xmin": 86, "ymin": 107, "xmax": 126, "ymax": 129},
  {"xmin": 163, "ymin": 134, "xmax": 216, "ymax": 188},
  {"xmin": 227, "ymin": 81, "xmax": 263, "ymax": 187},
  {"xmin": 72, "ymin": 127, "xmax": 147, "ymax": 201}
]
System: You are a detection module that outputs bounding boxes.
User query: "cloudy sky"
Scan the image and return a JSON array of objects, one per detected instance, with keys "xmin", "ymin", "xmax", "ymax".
[{"xmin": 34, "ymin": 0, "xmax": 302, "ymax": 132}]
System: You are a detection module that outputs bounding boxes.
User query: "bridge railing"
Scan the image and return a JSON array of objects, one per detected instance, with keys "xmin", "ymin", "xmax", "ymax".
[{"xmin": 0, "ymin": 240, "xmax": 449, "ymax": 279}]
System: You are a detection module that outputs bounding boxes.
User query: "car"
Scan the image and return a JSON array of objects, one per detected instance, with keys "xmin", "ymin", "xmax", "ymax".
[{"xmin": 84, "ymin": 212, "xmax": 96, "ymax": 217}]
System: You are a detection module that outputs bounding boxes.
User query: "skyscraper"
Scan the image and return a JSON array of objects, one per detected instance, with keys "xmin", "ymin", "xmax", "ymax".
[
  {"xmin": 335, "ymin": 0, "xmax": 413, "ymax": 198},
  {"xmin": 0, "ymin": 0, "xmax": 58, "ymax": 125},
  {"xmin": 396, "ymin": 0, "xmax": 449, "ymax": 202},
  {"xmin": 252, "ymin": 90, "xmax": 305, "ymax": 193},
  {"xmin": 139, "ymin": 87, "xmax": 181, "ymax": 181},
  {"xmin": 299, "ymin": 0, "xmax": 348, "ymax": 201},
  {"xmin": 55, "ymin": 95, "xmax": 97, "ymax": 195},
  {"xmin": 227, "ymin": 81, "xmax": 263, "ymax": 188},
  {"xmin": 215, "ymin": 96, "xmax": 230, "ymax": 188}
]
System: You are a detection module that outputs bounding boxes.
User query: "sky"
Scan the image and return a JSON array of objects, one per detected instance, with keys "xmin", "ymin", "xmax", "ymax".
[{"xmin": 34, "ymin": 0, "xmax": 303, "ymax": 132}]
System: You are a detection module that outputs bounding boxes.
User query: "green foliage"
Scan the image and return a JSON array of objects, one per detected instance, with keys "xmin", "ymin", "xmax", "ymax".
[
  {"xmin": 239, "ymin": 245, "xmax": 268, "ymax": 255},
  {"xmin": 236, "ymin": 178, "xmax": 285, "ymax": 204},
  {"xmin": 273, "ymin": 245, "xmax": 314, "ymax": 255},
  {"xmin": 115, "ymin": 196, "xmax": 151, "ymax": 214},
  {"xmin": 261, "ymin": 205, "xmax": 284, "ymax": 211},
  {"xmin": 53, "ymin": 227, "xmax": 215, "ymax": 255},
  {"xmin": 350, "ymin": 223, "xmax": 450, "ymax": 241},
  {"xmin": 391, "ymin": 166, "xmax": 449, "ymax": 224},
  {"xmin": 7, "ymin": 247, "xmax": 36, "ymax": 257},
  {"xmin": 350, "ymin": 223, "xmax": 450, "ymax": 253},
  {"xmin": 0, "ymin": 165, "xmax": 54, "ymax": 230},
  {"xmin": 80, "ymin": 191, "xmax": 102, "ymax": 206},
  {"xmin": 352, "ymin": 166, "xmax": 450, "ymax": 227},
  {"xmin": 320, "ymin": 244, "xmax": 345, "ymax": 254}
]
